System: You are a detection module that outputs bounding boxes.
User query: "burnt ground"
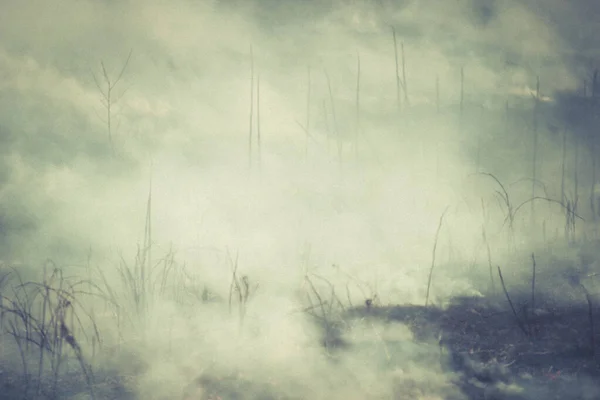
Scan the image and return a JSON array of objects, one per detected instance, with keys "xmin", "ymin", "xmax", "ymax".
[
  {"xmin": 342, "ymin": 293, "xmax": 600, "ymax": 400},
  {"xmin": 1, "ymin": 291, "xmax": 599, "ymax": 399}
]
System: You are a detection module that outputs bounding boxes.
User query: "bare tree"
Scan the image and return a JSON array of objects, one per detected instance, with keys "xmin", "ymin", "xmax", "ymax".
[{"xmin": 92, "ymin": 49, "xmax": 133, "ymax": 153}]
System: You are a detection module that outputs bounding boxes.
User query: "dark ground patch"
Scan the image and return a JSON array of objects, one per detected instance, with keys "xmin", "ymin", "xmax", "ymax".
[
  {"xmin": 1, "ymin": 287, "xmax": 599, "ymax": 399},
  {"xmin": 344, "ymin": 293, "xmax": 600, "ymax": 400}
]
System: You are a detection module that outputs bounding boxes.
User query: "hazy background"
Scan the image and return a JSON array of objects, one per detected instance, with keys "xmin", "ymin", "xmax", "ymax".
[{"xmin": 1, "ymin": 0, "xmax": 600, "ymax": 398}]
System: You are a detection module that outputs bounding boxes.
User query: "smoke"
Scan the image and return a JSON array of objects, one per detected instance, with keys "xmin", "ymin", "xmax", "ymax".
[{"xmin": 1, "ymin": 0, "xmax": 599, "ymax": 399}]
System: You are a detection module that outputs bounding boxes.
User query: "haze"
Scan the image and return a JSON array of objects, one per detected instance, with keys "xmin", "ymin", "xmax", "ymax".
[{"xmin": 1, "ymin": 1, "xmax": 599, "ymax": 399}]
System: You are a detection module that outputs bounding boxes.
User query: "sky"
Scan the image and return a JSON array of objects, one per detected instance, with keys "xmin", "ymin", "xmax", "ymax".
[{"xmin": 0, "ymin": 0, "xmax": 599, "ymax": 399}]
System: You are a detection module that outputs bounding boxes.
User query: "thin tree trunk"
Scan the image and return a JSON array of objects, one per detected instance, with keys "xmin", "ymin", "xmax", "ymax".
[
  {"xmin": 355, "ymin": 53, "xmax": 361, "ymax": 161},
  {"xmin": 248, "ymin": 46, "xmax": 254, "ymax": 170},
  {"xmin": 531, "ymin": 77, "xmax": 540, "ymax": 225},
  {"xmin": 392, "ymin": 27, "xmax": 401, "ymax": 115}
]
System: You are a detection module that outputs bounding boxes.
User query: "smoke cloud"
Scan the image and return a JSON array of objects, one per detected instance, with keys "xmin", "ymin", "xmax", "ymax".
[{"xmin": 1, "ymin": 1, "xmax": 599, "ymax": 399}]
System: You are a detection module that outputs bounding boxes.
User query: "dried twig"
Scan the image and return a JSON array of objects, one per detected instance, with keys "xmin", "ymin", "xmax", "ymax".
[
  {"xmin": 425, "ymin": 207, "xmax": 450, "ymax": 306},
  {"xmin": 497, "ymin": 265, "xmax": 529, "ymax": 337}
]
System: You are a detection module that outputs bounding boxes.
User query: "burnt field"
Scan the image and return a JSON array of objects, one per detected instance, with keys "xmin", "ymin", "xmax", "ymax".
[{"xmin": 2, "ymin": 0, "xmax": 600, "ymax": 399}]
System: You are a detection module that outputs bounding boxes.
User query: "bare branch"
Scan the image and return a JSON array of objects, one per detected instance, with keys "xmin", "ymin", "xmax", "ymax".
[{"xmin": 112, "ymin": 49, "xmax": 133, "ymax": 89}]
